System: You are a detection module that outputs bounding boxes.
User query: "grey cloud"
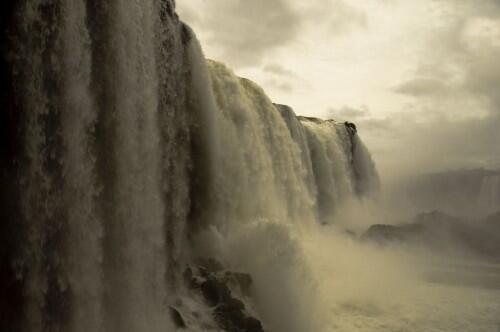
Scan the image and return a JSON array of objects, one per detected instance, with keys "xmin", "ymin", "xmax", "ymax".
[
  {"xmin": 361, "ymin": 111, "xmax": 500, "ymax": 177},
  {"xmin": 395, "ymin": 2, "xmax": 500, "ymax": 116},
  {"xmin": 262, "ymin": 63, "xmax": 302, "ymax": 92},
  {"xmin": 358, "ymin": 118, "xmax": 397, "ymax": 135},
  {"xmin": 394, "ymin": 78, "xmax": 452, "ymax": 97},
  {"xmin": 362, "ymin": 23, "xmax": 500, "ymax": 175},
  {"xmin": 176, "ymin": 3, "xmax": 198, "ymax": 25},
  {"xmin": 187, "ymin": 0, "xmax": 302, "ymax": 68},
  {"xmin": 328, "ymin": 105, "xmax": 371, "ymax": 120},
  {"xmin": 265, "ymin": 78, "xmax": 295, "ymax": 92},
  {"xmin": 328, "ymin": 2, "xmax": 367, "ymax": 34},
  {"xmin": 263, "ymin": 63, "xmax": 297, "ymax": 78},
  {"xmin": 464, "ymin": 44, "xmax": 500, "ymax": 112},
  {"xmin": 301, "ymin": 1, "xmax": 367, "ymax": 35},
  {"xmin": 178, "ymin": 0, "xmax": 367, "ymax": 69},
  {"xmin": 446, "ymin": 0, "xmax": 500, "ymax": 18}
]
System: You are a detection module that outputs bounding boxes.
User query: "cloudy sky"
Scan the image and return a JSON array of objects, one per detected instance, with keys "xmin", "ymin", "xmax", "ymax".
[{"xmin": 177, "ymin": 0, "xmax": 500, "ymax": 177}]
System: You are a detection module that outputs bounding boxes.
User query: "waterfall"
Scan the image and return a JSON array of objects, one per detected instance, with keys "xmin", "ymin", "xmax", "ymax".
[
  {"xmin": 206, "ymin": 61, "xmax": 317, "ymax": 228},
  {"xmin": 189, "ymin": 61, "xmax": 380, "ymax": 332},
  {"xmin": 197, "ymin": 61, "xmax": 380, "ymax": 229},
  {"xmin": 1, "ymin": 2, "xmax": 380, "ymax": 332},
  {"xmin": 60, "ymin": 1, "xmax": 102, "ymax": 331},
  {"xmin": 351, "ymin": 134, "xmax": 381, "ymax": 199},
  {"xmin": 1, "ymin": 1, "xmax": 191, "ymax": 331}
]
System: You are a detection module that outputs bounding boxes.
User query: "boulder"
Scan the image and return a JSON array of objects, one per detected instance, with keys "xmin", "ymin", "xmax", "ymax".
[
  {"xmin": 214, "ymin": 298, "xmax": 264, "ymax": 332},
  {"xmin": 214, "ymin": 301, "xmax": 247, "ymax": 330},
  {"xmin": 186, "ymin": 257, "xmax": 266, "ymax": 331}
]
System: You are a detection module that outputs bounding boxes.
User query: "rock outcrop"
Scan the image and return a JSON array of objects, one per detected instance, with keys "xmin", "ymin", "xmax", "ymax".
[{"xmin": 183, "ymin": 258, "xmax": 265, "ymax": 332}]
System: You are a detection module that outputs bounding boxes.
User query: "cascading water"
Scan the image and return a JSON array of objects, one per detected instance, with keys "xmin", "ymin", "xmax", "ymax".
[
  {"xmin": 206, "ymin": 61, "xmax": 317, "ymax": 228},
  {"xmin": 1, "ymin": 2, "xmax": 380, "ymax": 332},
  {"xmin": 189, "ymin": 61, "xmax": 380, "ymax": 332},
  {"xmin": 1, "ymin": 1, "xmax": 194, "ymax": 331}
]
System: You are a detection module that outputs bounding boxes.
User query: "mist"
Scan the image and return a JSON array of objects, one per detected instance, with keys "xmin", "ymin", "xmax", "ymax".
[{"xmin": 304, "ymin": 227, "xmax": 500, "ymax": 332}]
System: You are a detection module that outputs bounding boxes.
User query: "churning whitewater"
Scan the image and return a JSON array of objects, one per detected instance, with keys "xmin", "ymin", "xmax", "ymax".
[{"xmin": 0, "ymin": 1, "xmax": 386, "ymax": 332}]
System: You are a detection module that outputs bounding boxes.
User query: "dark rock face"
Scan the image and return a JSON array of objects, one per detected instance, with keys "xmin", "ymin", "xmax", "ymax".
[
  {"xmin": 201, "ymin": 278, "xmax": 232, "ymax": 307},
  {"xmin": 215, "ymin": 302, "xmax": 264, "ymax": 332},
  {"xmin": 344, "ymin": 121, "xmax": 357, "ymax": 134},
  {"xmin": 184, "ymin": 258, "xmax": 265, "ymax": 332}
]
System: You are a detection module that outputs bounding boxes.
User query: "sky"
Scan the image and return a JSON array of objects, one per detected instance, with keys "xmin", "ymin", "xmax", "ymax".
[{"xmin": 177, "ymin": 0, "xmax": 500, "ymax": 177}]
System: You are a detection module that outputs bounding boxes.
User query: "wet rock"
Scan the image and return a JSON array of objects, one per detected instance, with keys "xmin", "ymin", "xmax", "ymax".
[
  {"xmin": 214, "ymin": 301, "xmax": 265, "ymax": 332},
  {"xmin": 169, "ymin": 306, "xmax": 186, "ymax": 329},
  {"xmin": 344, "ymin": 121, "xmax": 357, "ymax": 134},
  {"xmin": 245, "ymin": 317, "xmax": 265, "ymax": 332},
  {"xmin": 201, "ymin": 278, "xmax": 231, "ymax": 307},
  {"xmin": 183, "ymin": 266, "xmax": 208, "ymax": 290},
  {"xmin": 224, "ymin": 297, "xmax": 245, "ymax": 311},
  {"xmin": 214, "ymin": 302, "xmax": 247, "ymax": 330},
  {"xmin": 187, "ymin": 257, "xmax": 266, "ymax": 331}
]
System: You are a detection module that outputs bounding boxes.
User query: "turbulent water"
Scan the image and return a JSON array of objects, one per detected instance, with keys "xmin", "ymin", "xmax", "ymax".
[{"xmin": 1, "ymin": 2, "xmax": 498, "ymax": 332}]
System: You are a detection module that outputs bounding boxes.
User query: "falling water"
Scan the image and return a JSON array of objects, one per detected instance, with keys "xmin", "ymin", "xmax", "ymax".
[
  {"xmin": 1, "ymin": 1, "xmax": 193, "ymax": 331},
  {"xmin": 1, "ymin": 2, "xmax": 380, "ymax": 332},
  {"xmin": 190, "ymin": 61, "xmax": 380, "ymax": 332},
  {"xmin": 60, "ymin": 1, "xmax": 102, "ymax": 331}
]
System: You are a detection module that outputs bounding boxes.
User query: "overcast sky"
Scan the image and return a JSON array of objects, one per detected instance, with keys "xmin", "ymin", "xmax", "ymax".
[{"xmin": 177, "ymin": 0, "xmax": 500, "ymax": 177}]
